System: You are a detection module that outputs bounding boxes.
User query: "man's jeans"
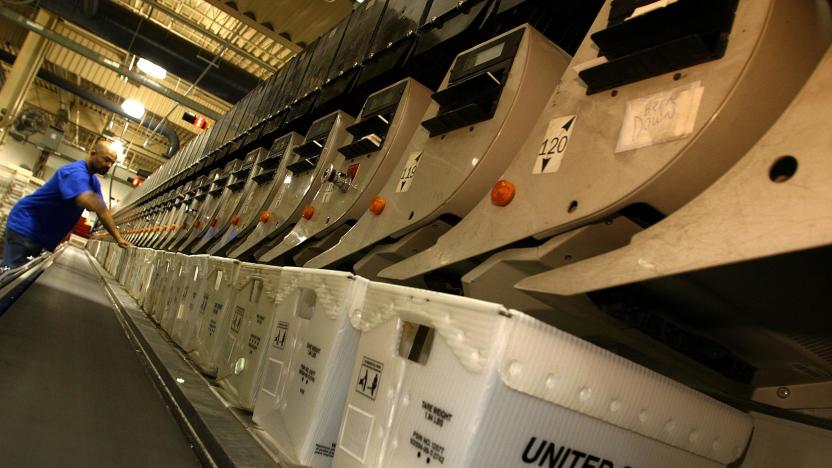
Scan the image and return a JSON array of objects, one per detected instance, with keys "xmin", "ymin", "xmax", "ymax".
[{"xmin": 2, "ymin": 229, "xmax": 43, "ymax": 269}]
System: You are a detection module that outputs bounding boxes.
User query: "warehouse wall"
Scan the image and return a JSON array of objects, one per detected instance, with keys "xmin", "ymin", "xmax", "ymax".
[{"xmin": 0, "ymin": 133, "xmax": 137, "ymax": 206}]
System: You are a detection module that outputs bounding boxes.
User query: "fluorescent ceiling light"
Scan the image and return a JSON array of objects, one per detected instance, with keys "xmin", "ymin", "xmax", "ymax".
[
  {"xmin": 121, "ymin": 98, "xmax": 145, "ymax": 120},
  {"xmin": 136, "ymin": 58, "xmax": 167, "ymax": 80}
]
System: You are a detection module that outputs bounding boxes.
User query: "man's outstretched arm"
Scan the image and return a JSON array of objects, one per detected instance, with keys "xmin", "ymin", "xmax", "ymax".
[{"xmin": 76, "ymin": 191, "xmax": 129, "ymax": 248}]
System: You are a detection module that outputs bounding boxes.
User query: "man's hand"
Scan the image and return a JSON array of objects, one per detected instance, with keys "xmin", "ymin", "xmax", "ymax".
[{"xmin": 76, "ymin": 191, "xmax": 127, "ymax": 248}]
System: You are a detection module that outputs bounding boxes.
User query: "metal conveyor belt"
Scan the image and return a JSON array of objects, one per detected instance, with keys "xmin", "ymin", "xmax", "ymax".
[{"xmin": 0, "ymin": 246, "xmax": 202, "ymax": 467}]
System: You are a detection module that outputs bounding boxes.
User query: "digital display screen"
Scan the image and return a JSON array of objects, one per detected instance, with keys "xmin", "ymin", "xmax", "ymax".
[
  {"xmin": 365, "ymin": 84, "xmax": 404, "ymax": 114},
  {"xmin": 308, "ymin": 115, "xmax": 337, "ymax": 140},
  {"xmin": 474, "ymin": 42, "xmax": 504, "ymax": 67},
  {"xmin": 460, "ymin": 42, "xmax": 505, "ymax": 72}
]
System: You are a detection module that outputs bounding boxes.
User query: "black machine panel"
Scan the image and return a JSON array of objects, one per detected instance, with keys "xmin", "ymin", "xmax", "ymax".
[
  {"xmin": 338, "ymin": 81, "xmax": 406, "ymax": 159},
  {"xmin": 579, "ymin": 0, "xmax": 737, "ymax": 94},
  {"xmin": 421, "ymin": 28, "xmax": 523, "ymax": 137},
  {"xmin": 286, "ymin": 113, "xmax": 337, "ymax": 173},
  {"xmin": 300, "ymin": 18, "xmax": 349, "ymax": 98},
  {"xmin": 356, "ymin": 0, "xmax": 431, "ymax": 85}
]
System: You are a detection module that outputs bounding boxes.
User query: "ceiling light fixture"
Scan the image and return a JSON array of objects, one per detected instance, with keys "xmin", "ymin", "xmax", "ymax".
[
  {"xmin": 120, "ymin": 98, "xmax": 145, "ymax": 120},
  {"xmin": 136, "ymin": 57, "xmax": 167, "ymax": 80}
]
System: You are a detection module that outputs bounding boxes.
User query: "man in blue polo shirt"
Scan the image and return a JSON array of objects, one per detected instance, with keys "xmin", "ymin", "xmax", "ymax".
[{"xmin": 2, "ymin": 138, "xmax": 129, "ymax": 268}]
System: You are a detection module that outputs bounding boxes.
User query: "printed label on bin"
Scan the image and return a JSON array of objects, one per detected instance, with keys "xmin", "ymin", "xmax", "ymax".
[
  {"xmin": 410, "ymin": 430, "xmax": 446, "ymax": 465},
  {"xmin": 314, "ymin": 443, "xmax": 336, "ymax": 458},
  {"xmin": 356, "ymin": 356, "xmax": 383, "ymax": 400},
  {"xmin": 422, "ymin": 400, "xmax": 454, "ymax": 428},
  {"xmin": 521, "ymin": 436, "xmax": 627, "ymax": 468},
  {"xmin": 273, "ymin": 321, "xmax": 289, "ymax": 349},
  {"xmin": 230, "ymin": 306, "xmax": 245, "ymax": 333}
]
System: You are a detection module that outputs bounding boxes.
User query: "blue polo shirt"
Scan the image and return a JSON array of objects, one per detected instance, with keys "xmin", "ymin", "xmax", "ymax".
[{"xmin": 7, "ymin": 160, "xmax": 103, "ymax": 250}]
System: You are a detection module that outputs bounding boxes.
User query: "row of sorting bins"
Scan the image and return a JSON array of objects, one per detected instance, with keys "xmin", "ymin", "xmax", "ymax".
[{"xmin": 86, "ymin": 240, "xmax": 753, "ymax": 468}]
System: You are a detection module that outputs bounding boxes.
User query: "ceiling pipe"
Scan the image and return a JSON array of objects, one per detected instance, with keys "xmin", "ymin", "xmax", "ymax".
[
  {"xmin": 0, "ymin": 49, "xmax": 180, "ymax": 157},
  {"xmin": 0, "ymin": 6, "xmax": 222, "ymax": 121}
]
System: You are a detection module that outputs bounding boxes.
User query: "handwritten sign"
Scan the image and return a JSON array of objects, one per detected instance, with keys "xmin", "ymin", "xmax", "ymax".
[{"xmin": 615, "ymin": 81, "xmax": 703, "ymax": 153}]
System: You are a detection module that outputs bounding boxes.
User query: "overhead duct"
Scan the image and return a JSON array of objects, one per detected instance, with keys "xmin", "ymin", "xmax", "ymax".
[
  {"xmin": 0, "ymin": 49, "xmax": 180, "ymax": 157},
  {"xmin": 36, "ymin": 0, "xmax": 261, "ymax": 103}
]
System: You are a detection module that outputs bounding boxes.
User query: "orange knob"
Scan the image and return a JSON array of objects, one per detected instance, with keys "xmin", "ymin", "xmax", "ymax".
[
  {"xmin": 302, "ymin": 205, "xmax": 315, "ymax": 220},
  {"xmin": 259, "ymin": 211, "xmax": 270, "ymax": 223},
  {"xmin": 490, "ymin": 180, "xmax": 516, "ymax": 207},
  {"xmin": 369, "ymin": 196, "xmax": 385, "ymax": 215},
  {"xmin": 230, "ymin": 214, "xmax": 240, "ymax": 225}
]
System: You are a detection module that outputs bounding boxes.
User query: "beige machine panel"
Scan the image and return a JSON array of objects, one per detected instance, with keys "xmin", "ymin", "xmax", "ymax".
[
  {"xmin": 150, "ymin": 181, "xmax": 194, "ymax": 250},
  {"xmin": 191, "ymin": 147, "xmax": 269, "ymax": 254},
  {"xmin": 143, "ymin": 193, "xmax": 178, "ymax": 248},
  {"xmin": 258, "ymin": 78, "xmax": 433, "ymax": 264},
  {"xmin": 381, "ymin": 0, "xmax": 830, "ymax": 282},
  {"xmin": 137, "ymin": 197, "xmax": 171, "ymax": 247},
  {"xmin": 208, "ymin": 133, "xmax": 304, "ymax": 257},
  {"xmin": 163, "ymin": 173, "xmax": 215, "ymax": 251},
  {"xmin": 229, "ymin": 110, "xmax": 354, "ymax": 260},
  {"xmin": 306, "ymin": 25, "xmax": 571, "ymax": 273},
  {"xmin": 177, "ymin": 159, "xmax": 240, "ymax": 253},
  {"xmin": 515, "ymin": 46, "xmax": 832, "ymax": 387}
]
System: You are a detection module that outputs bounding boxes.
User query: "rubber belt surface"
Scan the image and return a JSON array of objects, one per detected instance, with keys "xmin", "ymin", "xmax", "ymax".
[{"xmin": 0, "ymin": 246, "xmax": 201, "ymax": 467}]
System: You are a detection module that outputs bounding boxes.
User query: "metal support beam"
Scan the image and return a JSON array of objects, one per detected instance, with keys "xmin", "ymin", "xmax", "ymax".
[
  {"xmin": 203, "ymin": 0, "xmax": 302, "ymax": 53},
  {"xmin": 137, "ymin": 0, "xmax": 281, "ymax": 73},
  {"xmin": 0, "ymin": 9, "xmax": 57, "ymax": 144},
  {"xmin": 0, "ymin": 6, "xmax": 222, "ymax": 121}
]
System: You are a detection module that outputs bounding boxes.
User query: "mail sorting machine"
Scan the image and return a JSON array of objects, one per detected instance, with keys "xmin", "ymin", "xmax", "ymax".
[
  {"xmin": 95, "ymin": 0, "xmax": 832, "ymax": 465},
  {"xmin": 254, "ymin": 78, "xmax": 433, "ymax": 267}
]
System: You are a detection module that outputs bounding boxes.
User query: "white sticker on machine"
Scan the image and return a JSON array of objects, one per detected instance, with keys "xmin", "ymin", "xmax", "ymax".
[
  {"xmin": 321, "ymin": 182, "xmax": 334, "ymax": 203},
  {"xmin": 396, "ymin": 151, "xmax": 423, "ymax": 192},
  {"xmin": 615, "ymin": 81, "xmax": 704, "ymax": 153},
  {"xmin": 533, "ymin": 115, "xmax": 576, "ymax": 175}
]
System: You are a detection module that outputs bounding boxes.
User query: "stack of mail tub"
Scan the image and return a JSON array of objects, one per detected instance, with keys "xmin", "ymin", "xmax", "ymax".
[
  {"xmin": 189, "ymin": 256, "xmax": 241, "ymax": 376},
  {"xmin": 96, "ymin": 241, "xmax": 108, "ymax": 265},
  {"xmin": 120, "ymin": 245, "xmax": 137, "ymax": 294},
  {"xmin": 86, "ymin": 240, "xmax": 97, "ymax": 258},
  {"xmin": 171, "ymin": 254, "xmax": 211, "ymax": 351},
  {"xmin": 332, "ymin": 282, "xmax": 753, "ymax": 468},
  {"xmin": 125, "ymin": 248, "xmax": 149, "ymax": 300},
  {"xmin": 132, "ymin": 249, "xmax": 159, "ymax": 306},
  {"xmin": 104, "ymin": 243, "xmax": 113, "ymax": 266},
  {"xmin": 159, "ymin": 253, "xmax": 190, "ymax": 332},
  {"xmin": 115, "ymin": 246, "xmax": 136, "ymax": 286},
  {"xmin": 215, "ymin": 262, "xmax": 283, "ymax": 410},
  {"xmin": 113, "ymin": 247, "xmax": 127, "ymax": 278},
  {"xmin": 144, "ymin": 251, "xmax": 176, "ymax": 321},
  {"xmin": 251, "ymin": 268, "xmax": 369, "ymax": 468},
  {"xmin": 102, "ymin": 242, "xmax": 117, "ymax": 274},
  {"xmin": 110, "ymin": 244, "xmax": 125, "ymax": 276}
]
